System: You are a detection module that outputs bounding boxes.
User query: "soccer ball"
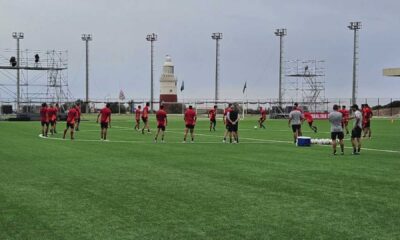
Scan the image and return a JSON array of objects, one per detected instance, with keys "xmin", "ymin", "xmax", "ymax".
[{"xmin": 254, "ymin": 126, "xmax": 258, "ymax": 129}]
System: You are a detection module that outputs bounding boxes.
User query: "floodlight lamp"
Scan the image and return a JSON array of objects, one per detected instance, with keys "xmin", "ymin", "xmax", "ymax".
[
  {"xmin": 12, "ymin": 32, "xmax": 17, "ymax": 38},
  {"xmin": 19, "ymin": 32, "xmax": 24, "ymax": 38}
]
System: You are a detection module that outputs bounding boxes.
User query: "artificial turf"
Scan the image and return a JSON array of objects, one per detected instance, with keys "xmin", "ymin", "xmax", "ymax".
[{"xmin": 0, "ymin": 115, "xmax": 399, "ymax": 240}]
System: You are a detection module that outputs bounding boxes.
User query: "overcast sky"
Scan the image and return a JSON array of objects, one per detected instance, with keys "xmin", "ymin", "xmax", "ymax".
[{"xmin": 1, "ymin": 0, "xmax": 400, "ymax": 101}]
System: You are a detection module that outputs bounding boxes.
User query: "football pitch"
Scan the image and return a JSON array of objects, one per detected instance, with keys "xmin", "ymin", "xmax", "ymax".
[{"xmin": 0, "ymin": 115, "xmax": 399, "ymax": 240}]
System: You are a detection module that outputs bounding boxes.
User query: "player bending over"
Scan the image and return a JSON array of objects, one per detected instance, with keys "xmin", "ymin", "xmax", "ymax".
[
  {"xmin": 63, "ymin": 104, "xmax": 78, "ymax": 140},
  {"xmin": 141, "ymin": 102, "xmax": 151, "ymax": 134},
  {"xmin": 134, "ymin": 105, "xmax": 141, "ymax": 130},
  {"xmin": 288, "ymin": 103, "xmax": 304, "ymax": 144},
  {"xmin": 183, "ymin": 105, "xmax": 197, "ymax": 143},
  {"xmin": 350, "ymin": 104, "xmax": 363, "ymax": 155},
  {"xmin": 97, "ymin": 103, "xmax": 112, "ymax": 141},
  {"xmin": 154, "ymin": 105, "xmax": 167, "ymax": 143},
  {"xmin": 303, "ymin": 111, "xmax": 317, "ymax": 133},
  {"xmin": 258, "ymin": 106, "xmax": 267, "ymax": 129},
  {"xmin": 329, "ymin": 105, "xmax": 344, "ymax": 155},
  {"xmin": 208, "ymin": 105, "xmax": 217, "ymax": 131},
  {"xmin": 40, "ymin": 103, "xmax": 49, "ymax": 137}
]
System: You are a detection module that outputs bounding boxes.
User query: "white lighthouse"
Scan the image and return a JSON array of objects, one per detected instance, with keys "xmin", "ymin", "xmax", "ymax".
[{"xmin": 159, "ymin": 55, "xmax": 178, "ymax": 103}]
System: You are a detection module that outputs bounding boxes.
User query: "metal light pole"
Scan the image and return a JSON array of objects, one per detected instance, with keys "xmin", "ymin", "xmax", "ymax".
[
  {"xmin": 81, "ymin": 34, "xmax": 92, "ymax": 113},
  {"xmin": 12, "ymin": 32, "xmax": 24, "ymax": 112},
  {"xmin": 212, "ymin": 32, "xmax": 222, "ymax": 103},
  {"xmin": 274, "ymin": 28, "xmax": 286, "ymax": 106},
  {"xmin": 348, "ymin": 22, "xmax": 361, "ymax": 105},
  {"xmin": 146, "ymin": 33, "xmax": 157, "ymax": 112}
]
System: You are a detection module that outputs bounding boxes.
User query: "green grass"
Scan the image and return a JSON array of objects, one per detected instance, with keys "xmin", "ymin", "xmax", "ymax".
[{"xmin": 0, "ymin": 115, "xmax": 399, "ymax": 240}]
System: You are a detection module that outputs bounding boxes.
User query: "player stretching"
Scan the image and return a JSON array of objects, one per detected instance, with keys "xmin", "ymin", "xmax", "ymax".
[
  {"xmin": 154, "ymin": 105, "xmax": 167, "ymax": 143},
  {"xmin": 258, "ymin": 106, "xmax": 267, "ymax": 129},
  {"xmin": 134, "ymin": 105, "xmax": 141, "ymax": 130},
  {"xmin": 350, "ymin": 104, "xmax": 363, "ymax": 155},
  {"xmin": 329, "ymin": 105, "xmax": 344, "ymax": 155},
  {"xmin": 339, "ymin": 105, "xmax": 350, "ymax": 134},
  {"xmin": 288, "ymin": 103, "xmax": 304, "ymax": 144},
  {"xmin": 208, "ymin": 105, "xmax": 217, "ymax": 131},
  {"xmin": 63, "ymin": 104, "xmax": 78, "ymax": 140},
  {"xmin": 362, "ymin": 104, "xmax": 373, "ymax": 139},
  {"xmin": 48, "ymin": 103, "xmax": 57, "ymax": 135},
  {"xmin": 226, "ymin": 104, "xmax": 240, "ymax": 143},
  {"xmin": 222, "ymin": 103, "xmax": 233, "ymax": 143},
  {"xmin": 40, "ymin": 103, "xmax": 49, "ymax": 137},
  {"xmin": 183, "ymin": 105, "xmax": 197, "ymax": 143},
  {"xmin": 96, "ymin": 103, "xmax": 112, "ymax": 141},
  {"xmin": 75, "ymin": 102, "xmax": 81, "ymax": 131},
  {"xmin": 303, "ymin": 111, "xmax": 317, "ymax": 133},
  {"xmin": 141, "ymin": 102, "xmax": 151, "ymax": 134}
]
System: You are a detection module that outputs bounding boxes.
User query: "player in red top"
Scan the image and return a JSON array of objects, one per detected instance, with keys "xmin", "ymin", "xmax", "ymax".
[
  {"xmin": 141, "ymin": 102, "xmax": 151, "ymax": 134},
  {"xmin": 303, "ymin": 111, "xmax": 317, "ymax": 133},
  {"xmin": 258, "ymin": 106, "xmax": 267, "ymax": 129},
  {"xmin": 47, "ymin": 103, "xmax": 58, "ymax": 135},
  {"xmin": 339, "ymin": 105, "xmax": 350, "ymax": 134},
  {"xmin": 223, "ymin": 103, "xmax": 233, "ymax": 143},
  {"xmin": 154, "ymin": 105, "xmax": 168, "ymax": 143},
  {"xmin": 75, "ymin": 102, "xmax": 81, "ymax": 131},
  {"xmin": 63, "ymin": 104, "xmax": 78, "ymax": 140},
  {"xmin": 40, "ymin": 103, "xmax": 49, "ymax": 137},
  {"xmin": 208, "ymin": 105, "xmax": 217, "ymax": 131},
  {"xmin": 183, "ymin": 105, "xmax": 197, "ymax": 143},
  {"xmin": 54, "ymin": 103, "xmax": 60, "ymax": 133},
  {"xmin": 362, "ymin": 104, "xmax": 373, "ymax": 138},
  {"xmin": 96, "ymin": 103, "xmax": 112, "ymax": 141},
  {"xmin": 134, "ymin": 105, "xmax": 141, "ymax": 131}
]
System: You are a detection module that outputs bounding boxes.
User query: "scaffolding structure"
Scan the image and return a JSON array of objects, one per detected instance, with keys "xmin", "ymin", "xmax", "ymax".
[
  {"xmin": 0, "ymin": 49, "xmax": 70, "ymax": 112},
  {"xmin": 284, "ymin": 59, "xmax": 326, "ymax": 112}
]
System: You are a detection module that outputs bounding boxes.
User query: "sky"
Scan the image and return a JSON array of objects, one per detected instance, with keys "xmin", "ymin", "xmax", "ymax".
[{"xmin": 1, "ymin": 0, "xmax": 400, "ymax": 102}]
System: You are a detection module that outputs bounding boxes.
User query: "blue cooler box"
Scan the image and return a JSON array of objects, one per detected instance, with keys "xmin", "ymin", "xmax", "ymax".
[{"xmin": 297, "ymin": 136, "xmax": 311, "ymax": 147}]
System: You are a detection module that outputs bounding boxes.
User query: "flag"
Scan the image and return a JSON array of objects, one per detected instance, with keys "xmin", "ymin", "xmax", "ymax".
[
  {"xmin": 242, "ymin": 81, "xmax": 247, "ymax": 94},
  {"xmin": 119, "ymin": 90, "xmax": 126, "ymax": 100},
  {"xmin": 180, "ymin": 81, "xmax": 184, "ymax": 92}
]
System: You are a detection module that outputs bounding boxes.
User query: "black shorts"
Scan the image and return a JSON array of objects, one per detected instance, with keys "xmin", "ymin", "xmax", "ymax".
[
  {"xmin": 291, "ymin": 124, "xmax": 301, "ymax": 133},
  {"xmin": 142, "ymin": 117, "xmax": 148, "ymax": 123},
  {"xmin": 228, "ymin": 124, "xmax": 238, "ymax": 132},
  {"xmin": 158, "ymin": 124, "xmax": 166, "ymax": 131},
  {"xmin": 210, "ymin": 119, "xmax": 216, "ymax": 124},
  {"xmin": 186, "ymin": 124, "xmax": 195, "ymax": 129},
  {"xmin": 66, "ymin": 122, "xmax": 74, "ymax": 129},
  {"xmin": 308, "ymin": 121, "xmax": 313, "ymax": 126},
  {"xmin": 331, "ymin": 132, "xmax": 344, "ymax": 140},
  {"xmin": 50, "ymin": 120, "xmax": 55, "ymax": 126},
  {"xmin": 41, "ymin": 121, "xmax": 49, "ymax": 127},
  {"xmin": 259, "ymin": 117, "xmax": 266, "ymax": 122},
  {"xmin": 77, "ymin": 118, "xmax": 81, "ymax": 123},
  {"xmin": 135, "ymin": 119, "xmax": 140, "ymax": 124},
  {"xmin": 363, "ymin": 121, "xmax": 370, "ymax": 128},
  {"xmin": 101, "ymin": 122, "xmax": 109, "ymax": 129},
  {"xmin": 351, "ymin": 126, "xmax": 362, "ymax": 139}
]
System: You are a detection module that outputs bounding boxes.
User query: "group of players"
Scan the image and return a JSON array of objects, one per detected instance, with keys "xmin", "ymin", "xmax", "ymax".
[
  {"xmin": 40, "ymin": 100, "xmax": 374, "ymax": 152},
  {"xmin": 288, "ymin": 102, "xmax": 373, "ymax": 155}
]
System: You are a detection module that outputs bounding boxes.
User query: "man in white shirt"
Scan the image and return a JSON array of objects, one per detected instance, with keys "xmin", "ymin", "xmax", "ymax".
[{"xmin": 351, "ymin": 104, "xmax": 363, "ymax": 155}]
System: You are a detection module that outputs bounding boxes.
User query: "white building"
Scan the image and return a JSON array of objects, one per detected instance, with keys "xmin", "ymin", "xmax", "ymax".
[{"xmin": 159, "ymin": 55, "xmax": 178, "ymax": 103}]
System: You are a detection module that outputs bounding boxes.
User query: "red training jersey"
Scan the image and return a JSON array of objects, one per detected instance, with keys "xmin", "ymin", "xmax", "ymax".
[
  {"xmin": 40, "ymin": 107, "xmax": 49, "ymax": 122},
  {"xmin": 156, "ymin": 109, "xmax": 167, "ymax": 126},
  {"xmin": 100, "ymin": 107, "xmax": 112, "ymax": 123},
  {"xmin": 363, "ymin": 107, "xmax": 373, "ymax": 122},
  {"xmin": 339, "ymin": 109, "xmax": 349, "ymax": 121},
  {"xmin": 135, "ymin": 108, "xmax": 141, "ymax": 120},
  {"xmin": 67, "ymin": 108, "xmax": 77, "ymax": 124},
  {"xmin": 260, "ymin": 109, "xmax": 267, "ymax": 118},
  {"xmin": 303, "ymin": 112, "xmax": 313, "ymax": 123},
  {"xmin": 75, "ymin": 106, "xmax": 81, "ymax": 119},
  {"xmin": 184, "ymin": 109, "xmax": 197, "ymax": 125},
  {"xmin": 47, "ymin": 107, "xmax": 57, "ymax": 121},
  {"xmin": 209, "ymin": 109, "xmax": 216, "ymax": 120},
  {"xmin": 142, "ymin": 106, "xmax": 149, "ymax": 118}
]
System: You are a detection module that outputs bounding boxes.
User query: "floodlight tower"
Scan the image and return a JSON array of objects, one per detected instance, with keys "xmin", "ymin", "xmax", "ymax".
[
  {"xmin": 274, "ymin": 28, "xmax": 286, "ymax": 106},
  {"xmin": 81, "ymin": 33, "xmax": 92, "ymax": 113},
  {"xmin": 146, "ymin": 33, "xmax": 157, "ymax": 111},
  {"xmin": 212, "ymin": 32, "xmax": 222, "ymax": 103},
  {"xmin": 348, "ymin": 21, "xmax": 361, "ymax": 105},
  {"xmin": 12, "ymin": 32, "xmax": 24, "ymax": 112}
]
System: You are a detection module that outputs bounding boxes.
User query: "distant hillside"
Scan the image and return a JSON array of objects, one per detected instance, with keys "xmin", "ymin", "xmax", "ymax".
[{"xmin": 372, "ymin": 100, "xmax": 400, "ymax": 110}]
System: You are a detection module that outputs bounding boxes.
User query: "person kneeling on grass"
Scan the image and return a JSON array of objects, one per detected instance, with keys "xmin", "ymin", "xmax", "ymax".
[
  {"xmin": 96, "ymin": 103, "xmax": 112, "ymax": 141},
  {"xmin": 154, "ymin": 105, "xmax": 167, "ymax": 143},
  {"xmin": 329, "ymin": 104, "xmax": 344, "ymax": 155},
  {"xmin": 63, "ymin": 104, "xmax": 78, "ymax": 140}
]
